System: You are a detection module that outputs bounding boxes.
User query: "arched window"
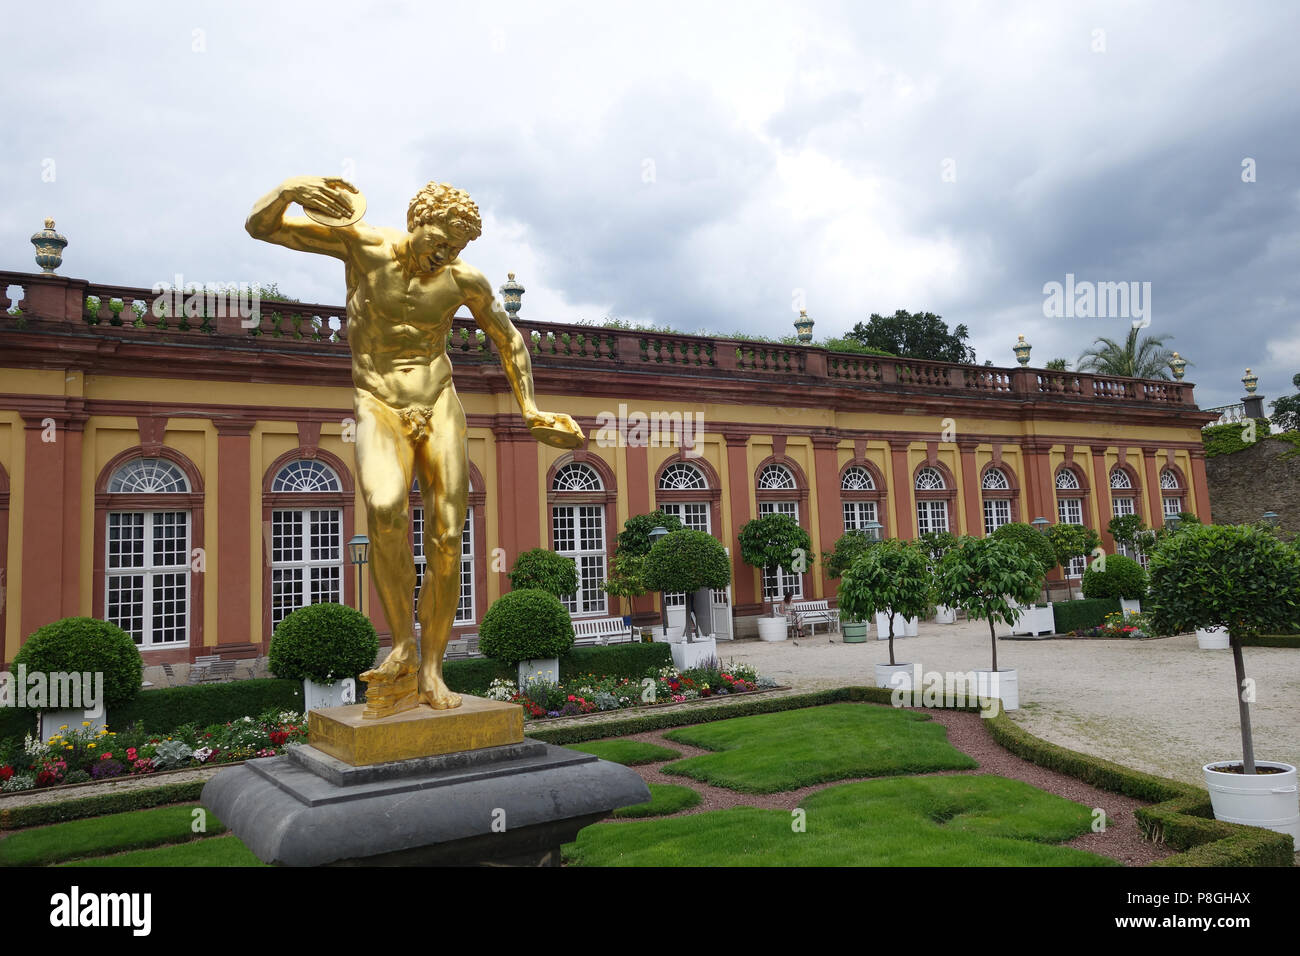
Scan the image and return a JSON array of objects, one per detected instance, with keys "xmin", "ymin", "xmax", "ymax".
[
  {"xmin": 980, "ymin": 466, "xmax": 1016, "ymax": 535},
  {"xmin": 1109, "ymin": 466, "xmax": 1147, "ymax": 568},
  {"xmin": 410, "ymin": 477, "xmax": 475, "ymax": 626},
  {"xmin": 104, "ymin": 458, "xmax": 193, "ymax": 647},
  {"xmin": 551, "ymin": 461, "xmax": 608, "ymax": 616},
  {"xmin": 1055, "ymin": 467, "xmax": 1086, "ymax": 577},
  {"xmin": 269, "ymin": 460, "xmax": 343, "ymax": 628},
  {"xmin": 840, "ymin": 466, "xmax": 877, "ymax": 532},
  {"xmin": 914, "ymin": 467, "xmax": 950, "ymax": 536},
  {"xmin": 654, "ymin": 461, "xmax": 712, "ymax": 610},
  {"xmin": 1160, "ymin": 468, "xmax": 1184, "ymax": 518},
  {"xmin": 756, "ymin": 462, "xmax": 804, "ymax": 601}
]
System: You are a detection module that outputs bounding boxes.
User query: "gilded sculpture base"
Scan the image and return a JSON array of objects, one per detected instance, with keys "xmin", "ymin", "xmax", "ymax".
[
  {"xmin": 308, "ymin": 695, "xmax": 524, "ymax": 767},
  {"xmin": 360, "ymin": 673, "xmax": 420, "ymax": 719}
]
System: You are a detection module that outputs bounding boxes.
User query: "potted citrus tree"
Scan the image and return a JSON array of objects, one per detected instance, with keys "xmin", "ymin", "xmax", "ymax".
[
  {"xmin": 1146, "ymin": 522, "xmax": 1300, "ymax": 839},
  {"xmin": 14, "ymin": 617, "xmax": 143, "ymax": 740},
  {"xmin": 822, "ymin": 530, "xmax": 878, "ymax": 642},
  {"xmin": 642, "ymin": 528, "xmax": 732, "ymax": 668},
  {"xmin": 936, "ymin": 536, "xmax": 1043, "ymax": 712},
  {"xmin": 1046, "ymin": 522, "xmax": 1101, "ymax": 602},
  {"xmin": 738, "ymin": 513, "xmax": 812, "ymax": 642},
  {"xmin": 479, "ymin": 588, "xmax": 576, "ymax": 689},
  {"xmin": 837, "ymin": 539, "xmax": 930, "ymax": 688},
  {"xmin": 269, "ymin": 602, "xmax": 379, "ymax": 713},
  {"xmin": 604, "ymin": 510, "xmax": 683, "ymax": 637}
]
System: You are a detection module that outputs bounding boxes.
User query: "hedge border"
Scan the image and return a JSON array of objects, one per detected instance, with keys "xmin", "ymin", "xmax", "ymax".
[
  {"xmin": 1240, "ymin": 634, "xmax": 1300, "ymax": 648},
  {"xmin": 0, "ymin": 781, "xmax": 207, "ymax": 831}
]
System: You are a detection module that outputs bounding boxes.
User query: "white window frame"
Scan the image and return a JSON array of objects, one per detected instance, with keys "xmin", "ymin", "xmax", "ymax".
[
  {"xmin": 758, "ymin": 500, "xmax": 802, "ymax": 601},
  {"xmin": 270, "ymin": 508, "xmax": 343, "ymax": 629},
  {"xmin": 552, "ymin": 504, "xmax": 607, "ymax": 616},
  {"xmin": 916, "ymin": 499, "xmax": 949, "ymax": 536},
  {"xmin": 983, "ymin": 498, "xmax": 1011, "ymax": 536},
  {"xmin": 842, "ymin": 500, "xmax": 878, "ymax": 533},
  {"xmin": 106, "ymin": 510, "xmax": 190, "ymax": 647},
  {"xmin": 412, "ymin": 506, "xmax": 475, "ymax": 625}
]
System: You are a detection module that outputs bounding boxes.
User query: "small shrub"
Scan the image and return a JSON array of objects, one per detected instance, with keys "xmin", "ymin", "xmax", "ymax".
[
  {"xmin": 990, "ymin": 523, "xmax": 1056, "ymax": 578},
  {"xmin": 508, "ymin": 549, "xmax": 578, "ymax": 598},
  {"xmin": 1081, "ymin": 553, "xmax": 1148, "ymax": 600},
  {"xmin": 268, "ymin": 602, "xmax": 379, "ymax": 684},
  {"xmin": 1052, "ymin": 598, "xmax": 1121, "ymax": 633},
  {"xmin": 642, "ymin": 529, "xmax": 731, "ymax": 593},
  {"xmin": 14, "ymin": 618, "xmax": 143, "ymax": 709},
  {"xmin": 479, "ymin": 589, "xmax": 575, "ymax": 666}
]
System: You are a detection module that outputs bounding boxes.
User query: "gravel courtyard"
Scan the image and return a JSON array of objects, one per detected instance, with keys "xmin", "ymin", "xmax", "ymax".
[{"xmin": 713, "ymin": 622, "xmax": 1299, "ymax": 786}]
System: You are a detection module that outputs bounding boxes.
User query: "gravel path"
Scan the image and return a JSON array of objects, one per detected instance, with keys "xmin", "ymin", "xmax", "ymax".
[{"xmin": 705, "ymin": 624, "xmax": 1299, "ymax": 786}]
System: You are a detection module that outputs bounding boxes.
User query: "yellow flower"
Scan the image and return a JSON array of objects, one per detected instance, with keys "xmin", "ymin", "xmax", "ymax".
[
  {"xmin": 60, "ymin": 725, "xmax": 68, "ymax": 731},
  {"xmin": 88, "ymin": 743, "xmax": 96, "ymax": 749},
  {"xmin": 82, "ymin": 721, "xmax": 90, "ymax": 727}
]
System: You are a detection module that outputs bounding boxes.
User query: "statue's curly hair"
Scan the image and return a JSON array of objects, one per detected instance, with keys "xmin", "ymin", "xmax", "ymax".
[{"xmin": 406, "ymin": 181, "xmax": 482, "ymax": 242}]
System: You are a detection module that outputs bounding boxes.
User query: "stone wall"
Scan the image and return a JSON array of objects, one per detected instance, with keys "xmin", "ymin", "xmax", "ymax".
[{"xmin": 1204, "ymin": 436, "xmax": 1300, "ymax": 533}]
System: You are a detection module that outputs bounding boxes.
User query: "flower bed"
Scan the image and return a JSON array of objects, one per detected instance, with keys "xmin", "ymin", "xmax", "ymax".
[
  {"xmin": 0, "ymin": 709, "xmax": 307, "ymax": 794},
  {"xmin": 485, "ymin": 659, "xmax": 776, "ymax": 720},
  {"xmin": 1069, "ymin": 609, "xmax": 1152, "ymax": 639}
]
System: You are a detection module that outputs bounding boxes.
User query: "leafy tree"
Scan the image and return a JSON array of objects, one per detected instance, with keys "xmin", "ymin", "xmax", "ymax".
[
  {"xmin": 1268, "ymin": 372, "xmax": 1300, "ymax": 432},
  {"xmin": 737, "ymin": 514, "xmax": 813, "ymax": 596},
  {"xmin": 1046, "ymin": 524, "xmax": 1102, "ymax": 599},
  {"xmin": 615, "ymin": 510, "xmax": 684, "ymax": 558},
  {"xmin": 508, "ymin": 549, "xmax": 578, "ymax": 598},
  {"xmin": 1107, "ymin": 514, "xmax": 1152, "ymax": 564},
  {"xmin": 990, "ymin": 522, "xmax": 1056, "ymax": 580},
  {"xmin": 1076, "ymin": 327, "xmax": 1178, "ymax": 379},
  {"xmin": 840, "ymin": 310, "xmax": 976, "ymax": 364},
  {"xmin": 1146, "ymin": 523, "xmax": 1300, "ymax": 773},
  {"xmin": 936, "ymin": 537, "xmax": 1044, "ymax": 674},
  {"xmin": 642, "ymin": 529, "xmax": 731, "ymax": 593},
  {"xmin": 837, "ymin": 540, "xmax": 932, "ymax": 666},
  {"xmin": 822, "ymin": 530, "xmax": 879, "ymax": 580},
  {"xmin": 1044, "ymin": 357, "xmax": 1070, "ymax": 371},
  {"xmin": 1081, "ymin": 553, "xmax": 1148, "ymax": 601}
]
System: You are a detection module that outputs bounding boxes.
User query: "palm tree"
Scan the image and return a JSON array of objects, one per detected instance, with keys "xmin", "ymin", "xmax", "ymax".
[{"xmin": 1076, "ymin": 328, "xmax": 1178, "ymax": 379}]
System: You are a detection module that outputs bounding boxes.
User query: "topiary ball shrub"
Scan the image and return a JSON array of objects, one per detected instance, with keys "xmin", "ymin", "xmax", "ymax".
[
  {"xmin": 508, "ymin": 549, "xmax": 578, "ymax": 598},
  {"xmin": 269, "ymin": 602, "xmax": 379, "ymax": 684},
  {"xmin": 990, "ymin": 522, "xmax": 1055, "ymax": 580},
  {"xmin": 1081, "ymin": 553, "xmax": 1148, "ymax": 600},
  {"xmin": 14, "ymin": 618, "xmax": 143, "ymax": 709},
  {"xmin": 479, "ymin": 589, "xmax": 575, "ymax": 667},
  {"xmin": 642, "ymin": 529, "xmax": 731, "ymax": 593}
]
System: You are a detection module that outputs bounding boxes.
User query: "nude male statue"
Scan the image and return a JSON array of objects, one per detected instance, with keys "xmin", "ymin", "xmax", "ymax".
[{"xmin": 246, "ymin": 176, "xmax": 583, "ymax": 712}]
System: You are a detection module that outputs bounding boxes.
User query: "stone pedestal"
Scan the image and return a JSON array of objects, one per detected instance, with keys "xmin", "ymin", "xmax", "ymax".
[{"xmin": 203, "ymin": 697, "xmax": 649, "ymax": 866}]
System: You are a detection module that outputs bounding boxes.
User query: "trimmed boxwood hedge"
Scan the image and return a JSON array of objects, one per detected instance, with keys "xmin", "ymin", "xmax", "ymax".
[
  {"xmin": 0, "ymin": 781, "xmax": 207, "ymax": 831},
  {"xmin": 1240, "ymin": 633, "xmax": 1300, "ymax": 648},
  {"xmin": 1052, "ymin": 597, "xmax": 1121, "ymax": 633},
  {"xmin": 442, "ymin": 641, "xmax": 674, "ymax": 695},
  {"xmin": 110, "ymin": 678, "xmax": 304, "ymax": 734}
]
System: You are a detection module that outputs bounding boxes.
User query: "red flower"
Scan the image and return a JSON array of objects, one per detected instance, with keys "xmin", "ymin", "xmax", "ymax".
[{"xmin": 0, "ymin": 767, "xmax": 12, "ymax": 782}]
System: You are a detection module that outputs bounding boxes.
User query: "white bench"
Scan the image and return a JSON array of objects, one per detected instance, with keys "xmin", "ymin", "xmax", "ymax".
[
  {"xmin": 572, "ymin": 616, "xmax": 635, "ymax": 646},
  {"xmin": 791, "ymin": 600, "xmax": 840, "ymax": 634}
]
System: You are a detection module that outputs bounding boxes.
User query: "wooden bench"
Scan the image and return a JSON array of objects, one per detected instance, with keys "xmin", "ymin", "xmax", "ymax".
[
  {"xmin": 572, "ymin": 616, "xmax": 635, "ymax": 646},
  {"xmin": 791, "ymin": 600, "xmax": 839, "ymax": 634}
]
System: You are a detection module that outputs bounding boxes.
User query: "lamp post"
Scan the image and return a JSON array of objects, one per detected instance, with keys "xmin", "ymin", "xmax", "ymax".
[
  {"xmin": 1031, "ymin": 517, "xmax": 1049, "ymax": 534},
  {"xmin": 864, "ymin": 519, "xmax": 882, "ymax": 542},
  {"xmin": 1165, "ymin": 514, "xmax": 1181, "ymax": 533},
  {"xmin": 1261, "ymin": 511, "xmax": 1280, "ymax": 529},
  {"xmin": 648, "ymin": 525, "xmax": 669, "ymax": 635},
  {"xmin": 347, "ymin": 533, "xmax": 370, "ymax": 615}
]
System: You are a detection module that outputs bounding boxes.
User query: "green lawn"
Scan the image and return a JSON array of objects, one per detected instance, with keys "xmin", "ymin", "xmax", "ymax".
[
  {"xmin": 660, "ymin": 702, "xmax": 976, "ymax": 793},
  {"xmin": 566, "ymin": 775, "xmax": 1117, "ymax": 867},
  {"xmin": 0, "ymin": 805, "xmax": 227, "ymax": 867},
  {"xmin": 565, "ymin": 739, "xmax": 682, "ymax": 765},
  {"xmin": 58, "ymin": 835, "xmax": 264, "ymax": 867},
  {"xmin": 611, "ymin": 783, "xmax": 701, "ymax": 818}
]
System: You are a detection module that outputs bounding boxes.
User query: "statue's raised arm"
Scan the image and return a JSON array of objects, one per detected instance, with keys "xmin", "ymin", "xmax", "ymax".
[{"xmin": 245, "ymin": 175, "xmax": 364, "ymax": 260}]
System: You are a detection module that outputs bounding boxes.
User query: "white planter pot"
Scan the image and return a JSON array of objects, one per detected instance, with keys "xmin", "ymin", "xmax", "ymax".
[
  {"xmin": 671, "ymin": 637, "xmax": 718, "ymax": 671},
  {"xmin": 875, "ymin": 612, "xmax": 918, "ymax": 640},
  {"xmin": 973, "ymin": 668, "xmax": 1018, "ymax": 711},
  {"xmin": 934, "ymin": 605, "xmax": 956, "ymax": 624},
  {"xmin": 650, "ymin": 625, "xmax": 686, "ymax": 643},
  {"xmin": 1196, "ymin": 627, "xmax": 1230, "ymax": 649},
  {"xmin": 1119, "ymin": 598, "xmax": 1142, "ymax": 616},
  {"xmin": 1203, "ymin": 761, "xmax": 1299, "ymax": 840},
  {"xmin": 40, "ymin": 709, "xmax": 107, "ymax": 743},
  {"xmin": 517, "ymin": 658, "xmax": 560, "ymax": 687},
  {"xmin": 757, "ymin": 617, "xmax": 788, "ymax": 642},
  {"xmin": 874, "ymin": 662, "xmax": 917, "ymax": 690},
  {"xmin": 303, "ymin": 678, "xmax": 356, "ymax": 713},
  {"xmin": 1011, "ymin": 604, "xmax": 1054, "ymax": 637}
]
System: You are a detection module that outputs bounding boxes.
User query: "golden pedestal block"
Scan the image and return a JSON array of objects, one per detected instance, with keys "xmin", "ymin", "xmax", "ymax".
[{"xmin": 308, "ymin": 695, "xmax": 524, "ymax": 767}]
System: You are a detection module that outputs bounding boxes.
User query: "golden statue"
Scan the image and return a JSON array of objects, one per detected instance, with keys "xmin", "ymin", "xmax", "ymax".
[{"xmin": 247, "ymin": 176, "xmax": 584, "ymax": 716}]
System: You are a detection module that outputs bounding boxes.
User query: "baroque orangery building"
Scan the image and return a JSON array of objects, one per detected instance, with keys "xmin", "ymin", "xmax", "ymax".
[{"xmin": 0, "ymin": 260, "xmax": 1215, "ymax": 667}]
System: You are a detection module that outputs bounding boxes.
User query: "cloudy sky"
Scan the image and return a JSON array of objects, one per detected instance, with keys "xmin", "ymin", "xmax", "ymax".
[{"xmin": 3, "ymin": 0, "xmax": 1297, "ymax": 408}]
